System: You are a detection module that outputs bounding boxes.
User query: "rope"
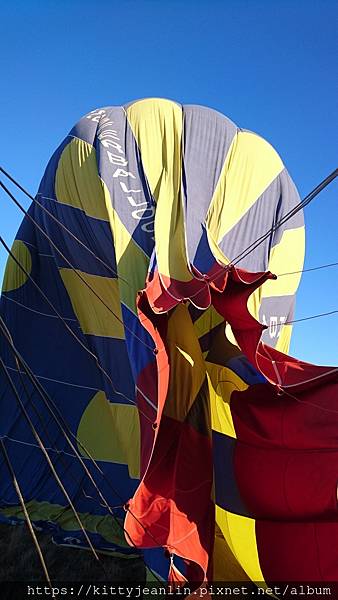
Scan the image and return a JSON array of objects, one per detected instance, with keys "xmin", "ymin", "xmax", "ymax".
[
  {"xmin": 0, "ymin": 355, "xmax": 100, "ymax": 562},
  {"xmin": 285, "ymin": 309, "xmax": 338, "ymax": 327},
  {"xmin": 0, "ymin": 438, "xmax": 51, "ymax": 583},
  {"xmin": 0, "ymin": 165, "xmax": 126, "ymax": 283},
  {"xmin": 277, "ymin": 261, "xmax": 338, "ymax": 276},
  {"xmin": 209, "ymin": 168, "xmax": 338, "ymax": 282},
  {"xmin": 0, "ymin": 320, "xmax": 163, "ymax": 581},
  {"xmin": 1, "ymin": 164, "xmax": 337, "ymax": 580},
  {"xmin": 0, "ymin": 180, "xmax": 155, "ymax": 353},
  {"xmin": 0, "ymin": 235, "xmax": 155, "ymax": 423}
]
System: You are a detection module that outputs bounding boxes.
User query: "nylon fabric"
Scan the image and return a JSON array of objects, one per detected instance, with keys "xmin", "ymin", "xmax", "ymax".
[{"xmin": 2, "ymin": 99, "xmax": 335, "ymax": 584}]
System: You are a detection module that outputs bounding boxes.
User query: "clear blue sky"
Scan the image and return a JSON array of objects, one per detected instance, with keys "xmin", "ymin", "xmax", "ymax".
[{"xmin": 1, "ymin": 0, "xmax": 337, "ymax": 365}]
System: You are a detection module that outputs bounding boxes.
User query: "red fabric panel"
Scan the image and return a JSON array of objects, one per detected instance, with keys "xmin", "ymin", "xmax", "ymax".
[
  {"xmin": 125, "ymin": 414, "xmax": 214, "ymax": 582},
  {"xmin": 234, "ymin": 443, "xmax": 337, "ymax": 520},
  {"xmin": 256, "ymin": 520, "xmax": 338, "ymax": 581},
  {"xmin": 125, "ymin": 284, "xmax": 214, "ymax": 583},
  {"xmin": 125, "ymin": 267, "xmax": 337, "ymax": 583}
]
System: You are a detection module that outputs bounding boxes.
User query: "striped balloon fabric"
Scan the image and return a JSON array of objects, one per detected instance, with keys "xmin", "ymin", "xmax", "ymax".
[{"xmin": 1, "ymin": 99, "xmax": 337, "ymax": 584}]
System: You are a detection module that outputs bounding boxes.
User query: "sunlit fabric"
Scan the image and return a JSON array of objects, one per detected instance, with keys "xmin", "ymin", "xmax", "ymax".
[{"xmin": 1, "ymin": 99, "xmax": 336, "ymax": 583}]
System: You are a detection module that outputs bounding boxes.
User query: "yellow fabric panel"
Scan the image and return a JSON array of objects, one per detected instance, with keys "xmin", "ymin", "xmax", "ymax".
[
  {"xmin": 262, "ymin": 227, "xmax": 305, "ymax": 298},
  {"xmin": 275, "ymin": 323, "xmax": 293, "ymax": 354},
  {"xmin": 77, "ymin": 391, "xmax": 140, "ymax": 479},
  {"xmin": 2, "ymin": 240, "xmax": 32, "ymax": 292},
  {"xmin": 206, "ymin": 131, "xmax": 284, "ymax": 246},
  {"xmin": 216, "ymin": 504, "xmax": 265, "ymax": 583},
  {"xmin": 224, "ymin": 323, "xmax": 240, "ymax": 349},
  {"xmin": 164, "ymin": 304, "xmax": 206, "ymax": 422},
  {"xmin": 104, "ymin": 191, "xmax": 149, "ymax": 314},
  {"xmin": 206, "ymin": 363, "xmax": 248, "ymax": 439},
  {"xmin": 213, "ymin": 523, "xmax": 249, "ymax": 581},
  {"xmin": 59, "ymin": 269, "xmax": 124, "ymax": 338},
  {"xmin": 0, "ymin": 500, "xmax": 133, "ymax": 549},
  {"xmin": 56, "ymin": 137, "xmax": 149, "ymax": 314},
  {"xmin": 126, "ymin": 99, "xmax": 191, "ymax": 283},
  {"xmin": 193, "ymin": 305, "xmax": 224, "ymax": 340},
  {"xmin": 55, "ymin": 138, "xmax": 110, "ymax": 221},
  {"xmin": 244, "ymin": 227, "xmax": 304, "ymax": 355},
  {"xmin": 126, "ymin": 99, "xmax": 181, "ymax": 203}
]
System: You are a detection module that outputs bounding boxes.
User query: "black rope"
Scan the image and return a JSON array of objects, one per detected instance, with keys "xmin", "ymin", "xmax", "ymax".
[
  {"xmin": 0, "ymin": 355, "xmax": 100, "ymax": 562},
  {"xmin": 1, "ymin": 164, "xmax": 337, "ymax": 580},
  {"xmin": 209, "ymin": 168, "xmax": 338, "ymax": 281},
  {"xmin": 0, "ymin": 234, "xmax": 154, "ymax": 423},
  {"xmin": 277, "ymin": 261, "xmax": 338, "ymax": 277},
  {"xmin": 0, "ymin": 438, "xmax": 51, "ymax": 583},
  {"xmin": 283, "ymin": 309, "xmax": 338, "ymax": 327},
  {"xmin": 3, "ymin": 324, "xmax": 128, "ymax": 540},
  {"xmin": 0, "ymin": 180, "xmax": 154, "ymax": 352},
  {"xmin": 0, "ymin": 165, "xmax": 128, "ymax": 283},
  {"xmin": 0, "ymin": 319, "xmax": 163, "ymax": 581}
]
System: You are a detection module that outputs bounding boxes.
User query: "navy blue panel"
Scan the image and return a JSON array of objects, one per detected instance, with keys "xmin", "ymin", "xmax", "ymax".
[
  {"xmin": 213, "ymin": 430, "xmax": 251, "ymax": 517},
  {"xmin": 227, "ymin": 356, "xmax": 266, "ymax": 385},
  {"xmin": 194, "ymin": 226, "xmax": 217, "ymax": 274},
  {"xmin": 121, "ymin": 304, "xmax": 155, "ymax": 380},
  {"xmin": 33, "ymin": 198, "xmax": 118, "ymax": 277}
]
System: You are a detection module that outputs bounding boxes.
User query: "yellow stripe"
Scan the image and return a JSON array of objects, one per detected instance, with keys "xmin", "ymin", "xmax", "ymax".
[
  {"xmin": 213, "ymin": 523, "xmax": 249, "ymax": 581},
  {"xmin": 55, "ymin": 139, "xmax": 109, "ymax": 221},
  {"xmin": 275, "ymin": 323, "xmax": 293, "ymax": 353},
  {"xmin": 56, "ymin": 135, "xmax": 149, "ymax": 314},
  {"xmin": 206, "ymin": 131, "xmax": 284, "ymax": 251},
  {"xmin": 262, "ymin": 227, "xmax": 305, "ymax": 298},
  {"xmin": 206, "ymin": 363, "xmax": 248, "ymax": 439},
  {"xmin": 164, "ymin": 304, "xmax": 205, "ymax": 422},
  {"xmin": 77, "ymin": 391, "xmax": 140, "ymax": 478},
  {"xmin": 2, "ymin": 240, "xmax": 32, "ymax": 292},
  {"xmin": 245, "ymin": 227, "xmax": 304, "ymax": 354},
  {"xmin": 106, "ymin": 202, "xmax": 149, "ymax": 314},
  {"xmin": 59, "ymin": 269, "xmax": 124, "ymax": 338},
  {"xmin": 126, "ymin": 99, "xmax": 191, "ymax": 283},
  {"xmin": 216, "ymin": 505, "xmax": 265, "ymax": 582},
  {"xmin": 193, "ymin": 305, "xmax": 224, "ymax": 340}
]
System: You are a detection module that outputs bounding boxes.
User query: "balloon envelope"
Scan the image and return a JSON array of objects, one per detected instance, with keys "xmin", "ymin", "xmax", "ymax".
[{"xmin": 1, "ymin": 99, "xmax": 336, "ymax": 582}]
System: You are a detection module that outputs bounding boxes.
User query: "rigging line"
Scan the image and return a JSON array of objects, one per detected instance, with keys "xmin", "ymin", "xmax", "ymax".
[
  {"xmin": 277, "ymin": 261, "xmax": 338, "ymax": 277},
  {"xmin": 0, "ymin": 235, "xmax": 155, "ymax": 424},
  {"xmin": 283, "ymin": 309, "xmax": 338, "ymax": 327},
  {"xmin": 0, "ymin": 322, "xmax": 161, "ymax": 567},
  {"xmin": 280, "ymin": 387, "xmax": 338, "ymax": 418},
  {"xmin": 210, "ymin": 309, "xmax": 338, "ymax": 330},
  {"xmin": 7, "ymin": 336, "xmax": 115, "ymax": 518},
  {"xmin": 0, "ymin": 328, "xmax": 119, "ymax": 578},
  {"xmin": 0, "ymin": 318, "xmax": 129, "ymax": 509},
  {"xmin": 209, "ymin": 168, "xmax": 338, "ymax": 282},
  {"xmin": 0, "ymin": 439, "xmax": 51, "ymax": 584},
  {"xmin": 0, "ymin": 319, "xmax": 165, "ymax": 575},
  {"xmin": 230, "ymin": 168, "xmax": 338, "ymax": 268},
  {"xmin": 0, "ymin": 165, "xmax": 128, "ymax": 285},
  {"xmin": 0, "ymin": 180, "xmax": 155, "ymax": 353},
  {"xmin": 2, "ymin": 319, "xmax": 82, "ymax": 464},
  {"xmin": 0, "ymin": 356, "xmax": 100, "ymax": 563},
  {"xmin": 7, "ymin": 167, "xmax": 336, "ymax": 554}
]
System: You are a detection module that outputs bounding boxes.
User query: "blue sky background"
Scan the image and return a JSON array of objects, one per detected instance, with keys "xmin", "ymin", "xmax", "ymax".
[{"xmin": 1, "ymin": 0, "xmax": 337, "ymax": 365}]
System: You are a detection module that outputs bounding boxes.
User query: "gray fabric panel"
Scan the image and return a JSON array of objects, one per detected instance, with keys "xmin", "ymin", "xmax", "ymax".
[
  {"xmin": 182, "ymin": 105, "xmax": 237, "ymax": 263},
  {"xmin": 218, "ymin": 169, "xmax": 304, "ymax": 271},
  {"xmin": 259, "ymin": 295, "xmax": 295, "ymax": 347},
  {"xmin": 94, "ymin": 107, "xmax": 155, "ymax": 258},
  {"xmin": 271, "ymin": 168, "xmax": 304, "ymax": 247}
]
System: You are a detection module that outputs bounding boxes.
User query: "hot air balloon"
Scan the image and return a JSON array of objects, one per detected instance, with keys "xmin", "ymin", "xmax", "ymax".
[{"xmin": 0, "ymin": 99, "xmax": 337, "ymax": 585}]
